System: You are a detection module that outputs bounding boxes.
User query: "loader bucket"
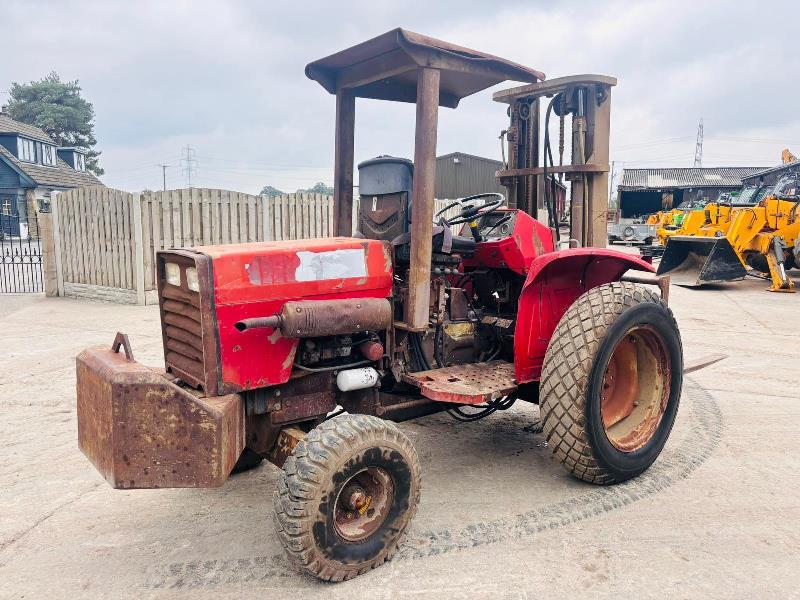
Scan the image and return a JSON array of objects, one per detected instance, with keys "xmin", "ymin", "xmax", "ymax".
[{"xmin": 656, "ymin": 236, "xmax": 747, "ymax": 286}]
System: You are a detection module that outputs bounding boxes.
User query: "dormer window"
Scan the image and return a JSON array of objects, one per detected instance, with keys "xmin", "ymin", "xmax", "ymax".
[
  {"xmin": 18, "ymin": 138, "xmax": 35, "ymax": 162},
  {"xmin": 75, "ymin": 153, "xmax": 86, "ymax": 171},
  {"xmin": 41, "ymin": 144, "xmax": 56, "ymax": 166}
]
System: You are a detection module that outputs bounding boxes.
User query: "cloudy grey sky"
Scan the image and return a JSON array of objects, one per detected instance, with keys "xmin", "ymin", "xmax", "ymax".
[{"xmin": 3, "ymin": 0, "xmax": 799, "ymax": 194}]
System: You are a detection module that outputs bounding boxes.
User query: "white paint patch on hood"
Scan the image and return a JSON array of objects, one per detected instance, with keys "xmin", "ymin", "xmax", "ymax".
[{"xmin": 295, "ymin": 248, "xmax": 367, "ymax": 282}]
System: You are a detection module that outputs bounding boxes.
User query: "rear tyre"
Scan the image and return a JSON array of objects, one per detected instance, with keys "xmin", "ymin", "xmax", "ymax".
[
  {"xmin": 540, "ymin": 282, "xmax": 683, "ymax": 484},
  {"xmin": 273, "ymin": 414, "xmax": 421, "ymax": 581}
]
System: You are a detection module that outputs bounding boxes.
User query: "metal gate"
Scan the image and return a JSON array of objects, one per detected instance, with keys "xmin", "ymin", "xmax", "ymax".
[{"xmin": 0, "ymin": 209, "xmax": 43, "ymax": 293}]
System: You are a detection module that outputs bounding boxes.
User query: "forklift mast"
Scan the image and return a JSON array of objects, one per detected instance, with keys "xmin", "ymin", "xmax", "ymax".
[{"xmin": 495, "ymin": 75, "xmax": 617, "ymax": 248}]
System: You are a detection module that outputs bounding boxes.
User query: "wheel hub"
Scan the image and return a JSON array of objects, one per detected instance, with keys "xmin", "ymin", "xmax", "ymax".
[
  {"xmin": 333, "ymin": 467, "xmax": 394, "ymax": 542},
  {"xmin": 600, "ymin": 326, "xmax": 671, "ymax": 452}
]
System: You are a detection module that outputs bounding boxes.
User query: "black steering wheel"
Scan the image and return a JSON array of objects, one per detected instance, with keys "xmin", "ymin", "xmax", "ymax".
[{"xmin": 435, "ymin": 193, "xmax": 505, "ymax": 226}]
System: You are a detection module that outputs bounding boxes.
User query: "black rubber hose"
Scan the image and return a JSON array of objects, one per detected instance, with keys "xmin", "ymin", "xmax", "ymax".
[
  {"xmin": 433, "ymin": 325, "xmax": 445, "ymax": 368},
  {"xmin": 410, "ymin": 332, "xmax": 431, "ymax": 372},
  {"xmin": 543, "ymin": 96, "xmax": 561, "ymax": 240},
  {"xmin": 293, "ymin": 358, "xmax": 382, "ymax": 373}
]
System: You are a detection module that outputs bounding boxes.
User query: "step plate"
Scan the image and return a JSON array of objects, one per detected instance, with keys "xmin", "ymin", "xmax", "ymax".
[{"xmin": 401, "ymin": 360, "xmax": 517, "ymax": 405}]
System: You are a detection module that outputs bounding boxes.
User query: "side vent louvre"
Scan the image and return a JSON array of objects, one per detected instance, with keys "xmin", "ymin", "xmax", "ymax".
[{"xmin": 157, "ymin": 252, "xmax": 218, "ymax": 395}]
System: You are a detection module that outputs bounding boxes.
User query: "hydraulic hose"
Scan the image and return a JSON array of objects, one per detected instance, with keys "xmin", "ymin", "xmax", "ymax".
[{"xmin": 543, "ymin": 96, "xmax": 561, "ymax": 240}]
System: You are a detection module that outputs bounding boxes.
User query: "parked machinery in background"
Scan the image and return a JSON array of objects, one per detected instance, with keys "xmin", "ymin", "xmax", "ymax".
[
  {"xmin": 658, "ymin": 173, "xmax": 800, "ymax": 291},
  {"xmin": 608, "ymin": 218, "xmax": 656, "ymax": 245},
  {"xmin": 74, "ymin": 29, "xmax": 702, "ymax": 582}
]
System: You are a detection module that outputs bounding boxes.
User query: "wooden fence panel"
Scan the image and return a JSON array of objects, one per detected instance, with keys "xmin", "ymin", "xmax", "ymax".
[
  {"xmin": 50, "ymin": 188, "xmax": 345, "ymax": 302},
  {"xmin": 75, "ymin": 188, "xmax": 86, "ymax": 283},
  {"xmin": 122, "ymin": 190, "xmax": 134, "ymax": 289},
  {"xmin": 141, "ymin": 194, "xmax": 154, "ymax": 291}
]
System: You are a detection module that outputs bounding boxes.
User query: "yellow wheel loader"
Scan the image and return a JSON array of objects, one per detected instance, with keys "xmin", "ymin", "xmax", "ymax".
[
  {"xmin": 657, "ymin": 174, "xmax": 800, "ymax": 291},
  {"xmin": 668, "ymin": 185, "xmax": 770, "ymax": 242},
  {"xmin": 653, "ymin": 199, "xmax": 711, "ymax": 245},
  {"xmin": 647, "ymin": 209, "xmax": 680, "ymax": 226}
]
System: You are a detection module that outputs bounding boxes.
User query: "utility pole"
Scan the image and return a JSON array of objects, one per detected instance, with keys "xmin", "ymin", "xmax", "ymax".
[
  {"xmin": 608, "ymin": 160, "xmax": 617, "ymax": 213},
  {"xmin": 181, "ymin": 145, "xmax": 198, "ymax": 187},
  {"xmin": 693, "ymin": 118, "xmax": 704, "ymax": 168},
  {"xmin": 156, "ymin": 164, "xmax": 170, "ymax": 191}
]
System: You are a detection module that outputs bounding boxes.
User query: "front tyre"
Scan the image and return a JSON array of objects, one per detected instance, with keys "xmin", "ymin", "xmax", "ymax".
[
  {"xmin": 540, "ymin": 282, "xmax": 683, "ymax": 484},
  {"xmin": 273, "ymin": 414, "xmax": 421, "ymax": 581}
]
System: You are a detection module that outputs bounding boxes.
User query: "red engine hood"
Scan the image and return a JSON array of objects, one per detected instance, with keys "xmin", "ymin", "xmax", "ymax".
[{"xmin": 200, "ymin": 237, "xmax": 393, "ymax": 391}]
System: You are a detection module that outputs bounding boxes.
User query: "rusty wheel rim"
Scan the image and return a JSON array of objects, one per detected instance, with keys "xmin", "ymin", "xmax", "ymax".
[
  {"xmin": 333, "ymin": 467, "xmax": 394, "ymax": 543},
  {"xmin": 600, "ymin": 325, "xmax": 671, "ymax": 452}
]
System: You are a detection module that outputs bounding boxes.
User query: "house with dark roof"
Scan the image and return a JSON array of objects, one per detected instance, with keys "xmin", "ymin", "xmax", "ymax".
[
  {"xmin": 0, "ymin": 112, "xmax": 102, "ymax": 237},
  {"xmin": 616, "ymin": 166, "xmax": 767, "ymax": 218}
]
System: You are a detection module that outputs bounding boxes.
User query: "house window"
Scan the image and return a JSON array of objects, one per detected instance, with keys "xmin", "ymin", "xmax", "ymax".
[
  {"xmin": 18, "ymin": 138, "xmax": 35, "ymax": 162},
  {"xmin": 41, "ymin": 144, "xmax": 56, "ymax": 166},
  {"xmin": 75, "ymin": 153, "xmax": 86, "ymax": 171},
  {"xmin": 1, "ymin": 198, "xmax": 12, "ymax": 216}
]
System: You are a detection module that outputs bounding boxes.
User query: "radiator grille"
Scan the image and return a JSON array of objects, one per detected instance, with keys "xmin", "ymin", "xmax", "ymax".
[{"xmin": 161, "ymin": 283, "xmax": 206, "ymax": 389}]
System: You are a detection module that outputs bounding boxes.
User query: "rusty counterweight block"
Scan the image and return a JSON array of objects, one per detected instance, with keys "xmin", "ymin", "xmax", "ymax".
[{"xmin": 76, "ymin": 341, "xmax": 245, "ymax": 489}]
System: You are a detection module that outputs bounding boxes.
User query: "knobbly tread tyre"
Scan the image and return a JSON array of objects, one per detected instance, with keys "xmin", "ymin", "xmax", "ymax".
[
  {"xmin": 539, "ymin": 281, "xmax": 682, "ymax": 484},
  {"xmin": 273, "ymin": 414, "xmax": 421, "ymax": 582}
]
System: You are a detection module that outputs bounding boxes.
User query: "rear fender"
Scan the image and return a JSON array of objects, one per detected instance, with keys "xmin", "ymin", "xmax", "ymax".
[{"xmin": 513, "ymin": 249, "xmax": 655, "ymax": 384}]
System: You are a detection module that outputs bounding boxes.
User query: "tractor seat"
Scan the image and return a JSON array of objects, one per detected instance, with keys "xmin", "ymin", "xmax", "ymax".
[
  {"xmin": 433, "ymin": 229, "xmax": 476, "ymax": 255},
  {"xmin": 392, "ymin": 225, "xmax": 476, "ymax": 256}
]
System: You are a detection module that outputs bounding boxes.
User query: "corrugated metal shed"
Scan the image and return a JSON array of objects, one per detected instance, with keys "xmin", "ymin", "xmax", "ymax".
[
  {"xmin": 618, "ymin": 167, "xmax": 767, "ymax": 191},
  {"xmin": 435, "ymin": 152, "xmax": 505, "ymax": 199},
  {"xmin": 741, "ymin": 160, "xmax": 800, "ymax": 187}
]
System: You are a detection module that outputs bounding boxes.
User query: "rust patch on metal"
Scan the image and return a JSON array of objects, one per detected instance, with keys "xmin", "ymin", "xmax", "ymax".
[
  {"xmin": 268, "ymin": 426, "xmax": 305, "ymax": 468},
  {"xmin": 600, "ymin": 325, "xmax": 670, "ymax": 453},
  {"xmin": 278, "ymin": 298, "xmax": 391, "ymax": 337},
  {"xmin": 382, "ymin": 241, "xmax": 393, "ymax": 273},
  {"xmin": 272, "ymin": 391, "xmax": 335, "ymax": 425},
  {"xmin": 77, "ymin": 343, "xmax": 244, "ymax": 489},
  {"xmin": 157, "ymin": 250, "xmax": 221, "ymax": 396},
  {"xmin": 401, "ymin": 360, "xmax": 517, "ymax": 405}
]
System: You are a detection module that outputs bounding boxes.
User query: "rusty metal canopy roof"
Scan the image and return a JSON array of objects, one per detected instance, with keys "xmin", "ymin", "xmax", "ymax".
[
  {"xmin": 618, "ymin": 167, "xmax": 768, "ymax": 191},
  {"xmin": 306, "ymin": 28, "xmax": 544, "ymax": 109}
]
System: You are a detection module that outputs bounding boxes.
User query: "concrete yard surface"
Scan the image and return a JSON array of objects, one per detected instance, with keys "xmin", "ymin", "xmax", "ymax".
[{"xmin": 1, "ymin": 273, "xmax": 800, "ymax": 599}]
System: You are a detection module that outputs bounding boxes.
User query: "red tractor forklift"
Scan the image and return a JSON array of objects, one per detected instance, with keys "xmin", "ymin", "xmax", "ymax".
[{"xmin": 77, "ymin": 29, "xmax": 686, "ymax": 581}]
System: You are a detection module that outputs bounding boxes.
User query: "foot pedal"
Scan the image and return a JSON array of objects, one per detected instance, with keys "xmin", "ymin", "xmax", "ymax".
[{"xmin": 401, "ymin": 360, "xmax": 517, "ymax": 405}]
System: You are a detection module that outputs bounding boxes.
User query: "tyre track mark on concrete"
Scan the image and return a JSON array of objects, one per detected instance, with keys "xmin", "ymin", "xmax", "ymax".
[
  {"xmin": 142, "ymin": 379, "xmax": 722, "ymax": 589},
  {"xmin": 0, "ymin": 482, "xmax": 104, "ymax": 567}
]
